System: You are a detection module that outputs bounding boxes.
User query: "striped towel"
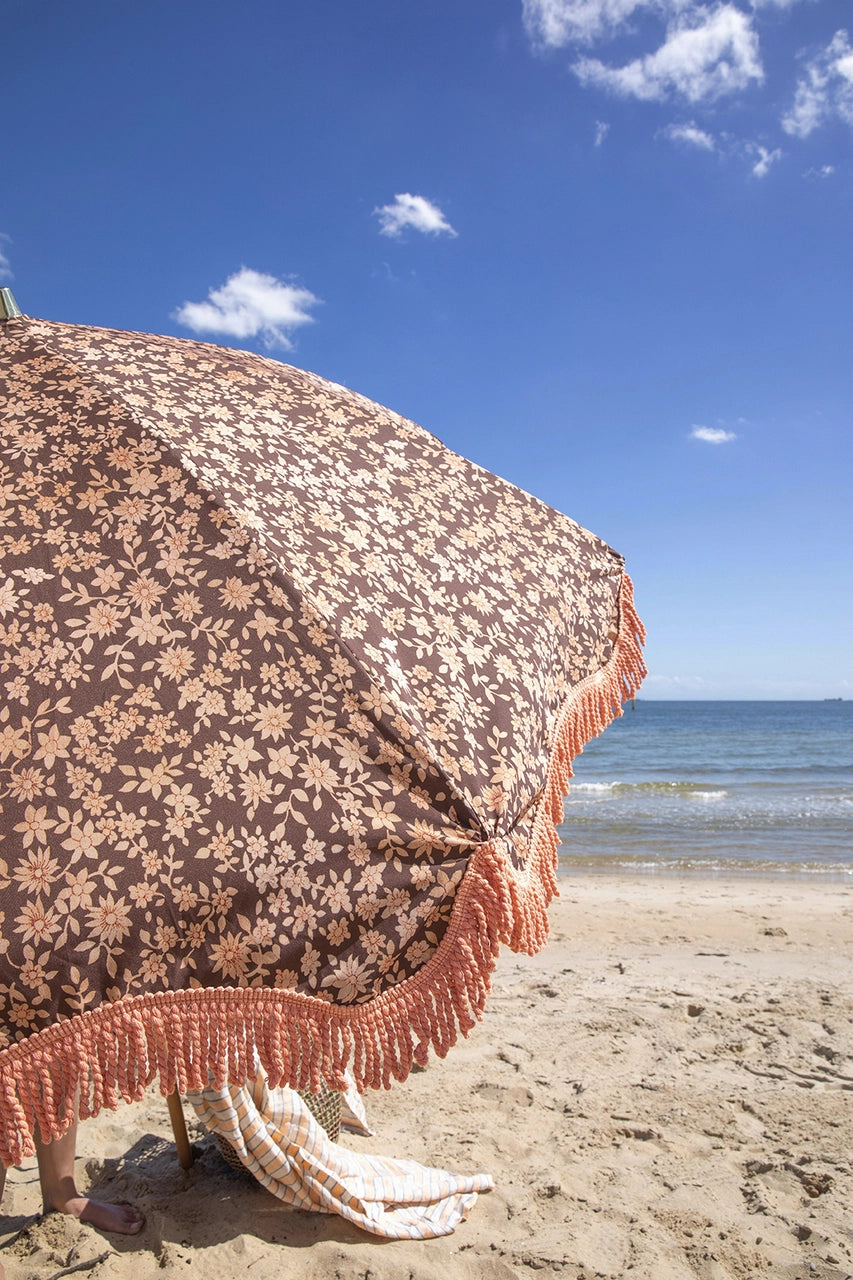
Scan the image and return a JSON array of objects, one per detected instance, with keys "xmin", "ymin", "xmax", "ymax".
[{"xmin": 187, "ymin": 1073, "xmax": 493, "ymax": 1239}]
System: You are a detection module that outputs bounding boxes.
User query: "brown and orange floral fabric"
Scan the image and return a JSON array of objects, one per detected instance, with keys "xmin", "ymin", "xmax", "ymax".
[{"xmin": 0, "ymin": 315, "xmax": 645, "ymax": 1165}]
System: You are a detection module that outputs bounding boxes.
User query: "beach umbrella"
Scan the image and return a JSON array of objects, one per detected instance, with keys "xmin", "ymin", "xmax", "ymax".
[{"xmin": 0, "ymin": 292, "xmax": 645, "ymax": 1167}]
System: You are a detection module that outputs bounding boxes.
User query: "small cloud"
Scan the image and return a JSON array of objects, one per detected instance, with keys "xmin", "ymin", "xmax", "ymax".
[
  {"xmin": 750, "ymin": 144, "xmax": 782, "ymax": 177},
  {"xmin": 663, "ymin": 121, "xmax": 716, "ymax": 149},
  {"xmin": 691, "ymin": 425, "xmax": 737, "ymax": 443},
  {"xmin": 594, "ymin": 119, "xmax": 610, "ymax": 145},
  {"xmin": 523, "ymin": 0, "xmax": 649, "ymax": 49},
  {"xmin": 803, "ymin": 163, "xmax": 836, "ymax": 178},
  {"xmin": 174, "ymin": 267, "xmax": 320, "ymax": 349},
  {"xmin": 0, "ymin": 233, "xmax": 12, "ymax": 282},
  {"xmin": 783, "ymin": 30, "xmax": 853, "ymax": 138},
  {"xmin": 374, "ymin": 194, "xmax": 457, "ymax": 239},
  {"xmin": 572, "ymin": 5, "xmax": 763, "ymax": 104}
]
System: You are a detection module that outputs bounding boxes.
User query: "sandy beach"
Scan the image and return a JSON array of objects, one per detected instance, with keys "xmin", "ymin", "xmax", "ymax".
[{"xmin": 2, "ymin": 874, "xmax": 851, "ymax": 1280}]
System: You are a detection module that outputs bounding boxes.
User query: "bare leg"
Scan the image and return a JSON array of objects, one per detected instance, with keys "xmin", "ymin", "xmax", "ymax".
[{"xmin": 35, "ymin": 1119, "xmax": 143, "ymax": 1235}]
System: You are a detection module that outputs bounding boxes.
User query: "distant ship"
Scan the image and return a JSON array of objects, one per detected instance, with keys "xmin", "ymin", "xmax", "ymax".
[{"xmin": 823, "ymin": 697, "xmax": 844, "ymax": 702}]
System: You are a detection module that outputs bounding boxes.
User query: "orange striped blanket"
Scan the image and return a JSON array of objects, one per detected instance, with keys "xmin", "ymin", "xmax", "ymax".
[{"xmin": 187, "ymin": 1073, "xmax": 493, "ymax": 1239}]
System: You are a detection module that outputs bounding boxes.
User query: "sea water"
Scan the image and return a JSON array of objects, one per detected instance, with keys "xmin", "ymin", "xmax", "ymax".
[{"xmin": 558, "ymin": 701, "xmax": 853, "ymax": 877}]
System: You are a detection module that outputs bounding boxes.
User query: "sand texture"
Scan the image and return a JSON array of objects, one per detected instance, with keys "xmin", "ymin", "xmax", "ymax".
[{"xmin": 2, "ymin": 875, "xmax": 852, "ymax": 1280}]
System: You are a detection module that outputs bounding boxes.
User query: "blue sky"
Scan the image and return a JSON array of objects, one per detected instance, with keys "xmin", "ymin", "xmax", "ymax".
[{"xmin": 3, "ymin": 0, "xmax": 851, "ymax": 698}]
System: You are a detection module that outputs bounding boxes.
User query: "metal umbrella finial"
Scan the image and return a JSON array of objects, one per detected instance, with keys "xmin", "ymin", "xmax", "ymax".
[
  {"xmin": 0, "ymin": 288, "xmax": 23, "ymax": 319},
  {"xmin": 0, "ymin": 287, "xmax": 22, "ymax": 318}
]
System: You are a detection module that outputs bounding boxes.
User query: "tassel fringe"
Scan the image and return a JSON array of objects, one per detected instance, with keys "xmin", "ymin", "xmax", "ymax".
[{"xmin": 0, "ymin": 574, "xmax": 645, "ymax": 1168}]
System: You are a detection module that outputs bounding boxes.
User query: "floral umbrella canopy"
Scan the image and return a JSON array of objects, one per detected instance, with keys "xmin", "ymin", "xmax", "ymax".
[{"xmin": 0, "ymin": 304, "xmax": 645, "ymax": 1166}]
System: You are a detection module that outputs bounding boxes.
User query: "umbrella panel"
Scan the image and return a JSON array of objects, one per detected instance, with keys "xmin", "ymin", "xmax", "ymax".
[{"xmin": 0, "ymin": 317, "xmax": 645, "ymax": 1164}]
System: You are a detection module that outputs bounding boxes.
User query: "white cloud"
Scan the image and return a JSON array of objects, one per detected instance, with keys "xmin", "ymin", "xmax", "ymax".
[
  {"xmin": 803, "ymin": 162, "xmax": 836, "ymax": 178},
  {"xmin": 573, "ymin": 6, "xmax": 763, "ymax": 103},
  {"xmin": 0, "ymin": 234, "xmax": 12, "ymax": 282},
  {"xmin": 782, "ymin": 30, "xmax": 853, "ymax": 137},
  {"xmin": 664, "ymin": 120, "xmax": 716, "ymax": 148},
  {"xmin": 522, "ymin": 0, "xmax": 660, "ymax": 47},
  {"xmin": 523, "ymin": 3, "xmax": 853, "ymax": 175},
  {"xmin": 750, "ymin": 143, "xmax": 782, "ymax": 176},
  {"xmin": 691, "ymin": 424, "xmax": 737, "ymax": 442},
  {"xmin": 523, "ymin": 0, "xmax": 809, "ymax": 47},
  {"xmin": 174, "ymin": 267, "xmax": 320, "ymax": 349},
  {"xmin": 374, "ymin": 194, "xmax": 457, "ymax": 239}
]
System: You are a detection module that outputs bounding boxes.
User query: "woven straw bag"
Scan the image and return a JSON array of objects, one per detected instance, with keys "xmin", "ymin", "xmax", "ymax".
[{"xmin": 214, "ymin": 1085, "xmax": 342, "ymax": 1173}]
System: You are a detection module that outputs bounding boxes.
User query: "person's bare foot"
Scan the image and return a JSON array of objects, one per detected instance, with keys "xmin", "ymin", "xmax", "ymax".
[
  {"xmin": 35, "ymin": 1115, "xmax": 143, "ymax": 1237},
  {"xmin": 43, "ymin": 1195, "xmax": 144, "ymax": 1235}
]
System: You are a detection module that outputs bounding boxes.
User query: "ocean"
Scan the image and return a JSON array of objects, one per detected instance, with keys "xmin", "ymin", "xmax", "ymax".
[{"xmin": 558, "ymin": 701, "xmax": 853, "ymax": 877}]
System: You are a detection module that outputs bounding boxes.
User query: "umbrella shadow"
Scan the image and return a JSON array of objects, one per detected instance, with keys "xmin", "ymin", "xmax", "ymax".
[{"xmin": 84, "ymin": 1132, "xmax": 391, "ymax": 1260}]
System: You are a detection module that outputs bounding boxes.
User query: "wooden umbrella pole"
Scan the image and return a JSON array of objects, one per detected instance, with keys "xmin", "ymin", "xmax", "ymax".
[{"xmin": 166, "ymin": 1092, "xmax": 194, "ymax": 1169}]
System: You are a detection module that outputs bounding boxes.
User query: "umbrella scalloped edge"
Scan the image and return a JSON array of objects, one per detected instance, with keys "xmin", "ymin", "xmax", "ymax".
[{"xmin": 0, "ymin": 574, "xmax": 645, "ymax": 1169}]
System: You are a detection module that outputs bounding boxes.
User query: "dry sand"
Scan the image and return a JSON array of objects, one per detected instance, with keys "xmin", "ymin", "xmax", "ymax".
[{"xmin": 2, "ymin": 874, "xmax": 852, "ymax": 1280}]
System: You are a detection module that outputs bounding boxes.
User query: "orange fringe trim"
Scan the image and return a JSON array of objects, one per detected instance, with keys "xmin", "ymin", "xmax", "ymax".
[{"xmin": 0, "ymin": 574, "xmax": 645, "ymax": 1168}]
